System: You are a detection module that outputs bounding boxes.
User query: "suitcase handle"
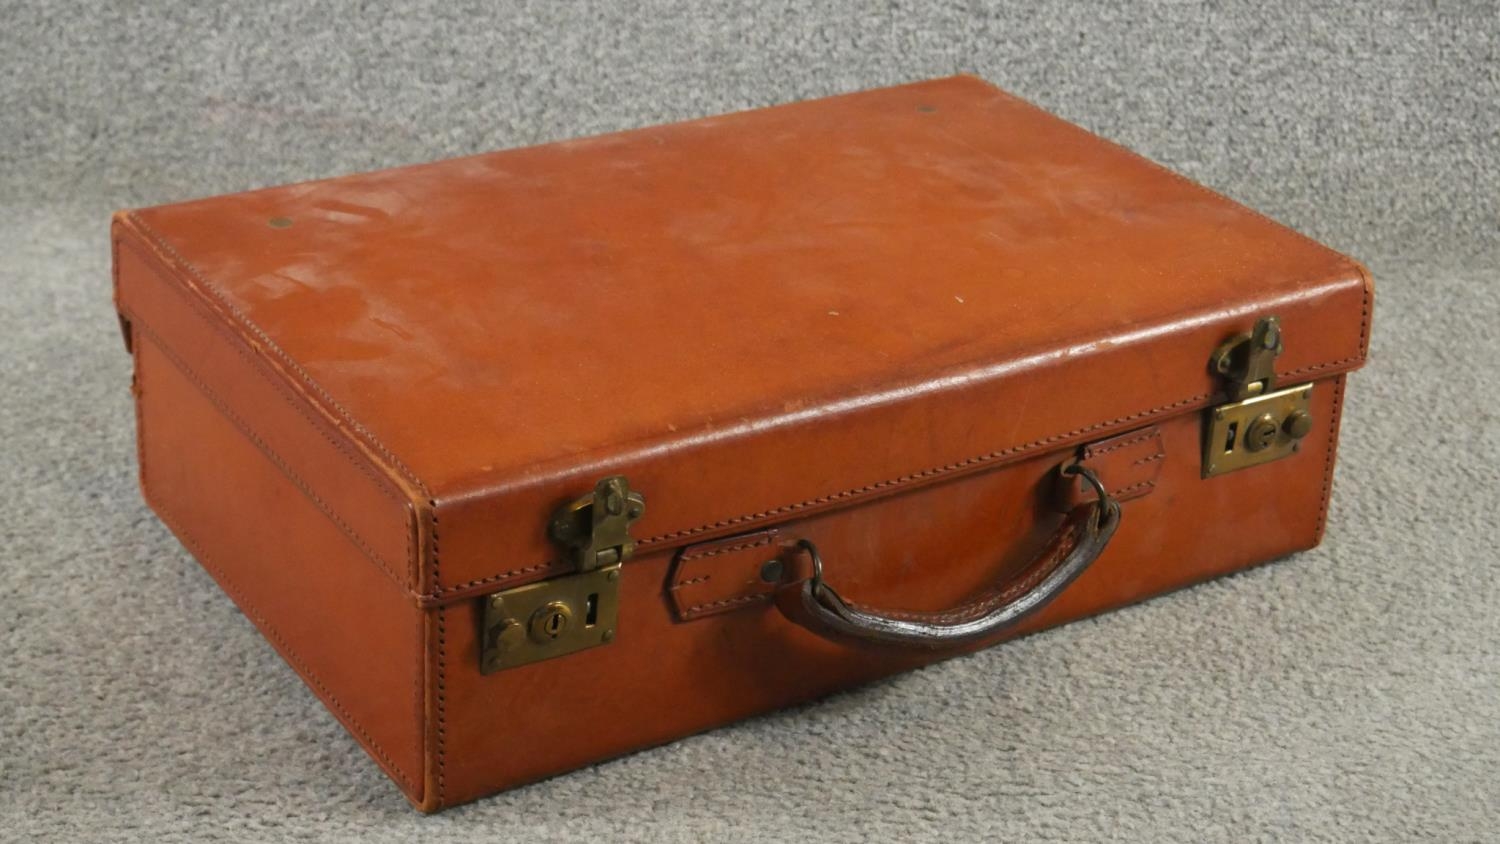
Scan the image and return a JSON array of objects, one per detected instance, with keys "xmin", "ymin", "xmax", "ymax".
[{"xmin": 780, "ymin": 464, "xmax": 1120, "ymax": 649}]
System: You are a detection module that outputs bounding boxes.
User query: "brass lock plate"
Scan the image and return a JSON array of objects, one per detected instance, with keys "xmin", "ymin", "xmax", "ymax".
[
  {"xmin": 480, "ymin": 563, "xmax": 621, "ymax": 675},
  {"xmin": 1203, "ymin": 383, "xmax": 1314, "ymax": 478}
]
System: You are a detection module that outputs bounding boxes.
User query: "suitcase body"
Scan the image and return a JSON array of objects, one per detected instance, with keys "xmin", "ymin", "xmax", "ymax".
[{"xmin": 111, "ymin": 76, "xmax": 1371, "ymax": 811}]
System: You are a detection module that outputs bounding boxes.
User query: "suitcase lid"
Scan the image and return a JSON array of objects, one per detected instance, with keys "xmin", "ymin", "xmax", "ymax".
[{"xmin": 116, "ymin": 76, "xmax": 1371, "ymax": 606}]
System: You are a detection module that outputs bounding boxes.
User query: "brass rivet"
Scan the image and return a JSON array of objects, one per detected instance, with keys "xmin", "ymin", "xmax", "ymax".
[
  {"xmin": 491, "ymin": 619, "xmax": 524, "ymax": 652},
  {"xmin": 268, "ymin": 216, "xmax": 293, "ymax": 229},
  {"xmin": 601, "ymin": 629, "xmax": 614, "ymax": 642},
  {"xmin": 1282, "ymin": 410, "xmax": 1314, "ymax": 440},
  {"xmin": 606, "ymin": 569, "xmax": 619, "ymax": 582},
  {"xmin": 1260, "ymin": 323, "xmax": 1280, "ymax": 349}
]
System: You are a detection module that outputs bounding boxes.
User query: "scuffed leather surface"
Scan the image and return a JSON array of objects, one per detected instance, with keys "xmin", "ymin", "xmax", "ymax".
[
  {"xmin": 115, "ymin": 76, "xmax": 1371, "ymax": 604},
  {"xmin": 431, "ymin": 392, "xmax": 1348, "ymax": 807},
  {"xmin": 132, "ymin": 333, "xmax": 427, "ymax": 801},
  {"xmin": 8, "ymin": 2, "xmax": 1499, "ymax": 838},
  {"xmin": 106, "ymin": 76, "xmax": 1373, "ymax": 811}
]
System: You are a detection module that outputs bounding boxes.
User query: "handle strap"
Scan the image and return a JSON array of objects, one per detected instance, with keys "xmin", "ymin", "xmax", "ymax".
[{"xmin": 781, "ymin": 464, "xmax": 1120, "ymax": 649}]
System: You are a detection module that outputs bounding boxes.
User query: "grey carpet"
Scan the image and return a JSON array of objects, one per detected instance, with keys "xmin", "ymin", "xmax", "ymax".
[{"xmin": 2, "ymin": 2, "xmax": 1497, "ymax": 841}]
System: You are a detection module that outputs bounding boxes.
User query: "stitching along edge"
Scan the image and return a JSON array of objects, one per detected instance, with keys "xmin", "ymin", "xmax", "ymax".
[
  {"xmin": 632, "ymin": 344, "xmax": 1368, "ymax": 551},
  {"xmin": 684, "ymin": 592, "xmax": 772, "ymax": 616},
  {"xmin": 125, "ymin": 275, "xmax": 424, "ymax": 802},
  {"xmin": 122, "ymin": 188, "xmax": 1371, "ymax": 606},
  {"xmin": 425, "ymin": 344, "xmax": 1369, "ymax": 603},
  {"xmin": 1314, "ymin": 375, "xmax": 1348, "ymax": 541},
  {"xmin": 117, "ymin": 234, "xmax": 419, "ymax": 591},
  {"xmin": 677, "ymin": 534, "xmax": 776, "ymax": 563},
  {"xmin": 136, "ymin": 410, "xmax": 421, "ymax": 795},
  {"xmin": 427, "ymin": 501, "xmax": 446, "ymax": 809},
  {"xmin": 151, "ymin": 500, "xmax": 423, "ymax": 795},
  {"xmin": 124, "ymin": 212, "xmax": 433, "ymax": 499},
  {"xmin": 1085, "ymin": 428, "xmax": 1160, "ymax": 458},
  {"xmin": 126, "ymin": 312, "xmax": 411, "ymax": 591}
]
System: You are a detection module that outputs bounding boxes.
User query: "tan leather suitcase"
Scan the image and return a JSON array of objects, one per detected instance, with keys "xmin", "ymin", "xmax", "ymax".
[{"xmin": 111, "ymin": 75, "xmax": 1372, "ymax": 811}]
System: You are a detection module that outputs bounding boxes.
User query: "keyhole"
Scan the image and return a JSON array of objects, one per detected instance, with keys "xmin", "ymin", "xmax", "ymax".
[
  {"xmin": 528, "ymin": 601, "xmax": 573, "ymax": 643},
  {"xmin": 1244, "ymin": 413, "xmax": 1280, "ymax": 452}
]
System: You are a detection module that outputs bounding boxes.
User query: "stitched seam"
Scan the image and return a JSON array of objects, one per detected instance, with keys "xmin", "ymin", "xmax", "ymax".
[
  {"xmin": 128, "ymin": 314, "xmax": 410, "ymax": 590},
  {"xmin": 678, "ymin": 535, "xmax": 775, "ymax": 562},
  {"xmin": 124, "ymin": 212, "xmax": 432, "ymax": 497},
  {"xmin": 429, "ymin": 503, "xmax": 446, "ymax": 808},
  {"xmin": 999, "ymin": 88, "xmax": 1374, "ymax": 381},
  {"xmin": 636, "ymin": 392, "xmax": 1211, "ymax": 548},
  {"xmin": 126, "ymin": 223, "xmax": 439, "ymax": 802},
  {"xmin": 124, "ymin": 199, "xmax": 1370, "ymax": 605},
  {"xmin": 435, "ymin": 609, "xmax": 448, "ymax": 809},
  {"xmin": 1281, "ymin": 356, "xmax": 1364, "ymax": 379},
  {"xmin": 420, "ymin": 389, "xmax": 1209, "ymax": 600},
  {"xmin": 119, "ymin": 237, "xmax": 416, "ymax": 588},
  {"xmin": 1352, "ymin": 262, "xmax": 1374, "ymax": 354},
  {"xmin": 1308, "ymin": 259, "xmax": 1368, "ymax": 535},
  {"xmin": 432, "ymin": 563, "xmax": 569, "ymax": 598},
  {"xmin": 138, "ymin": 442, "xmax": 418, "ymax": 790},
  {"xmin": 118, "ymin": 238, "xmax": 410, "ymax": 505},
  {"xmin": 1086, "ymin": 429, "xmax": 1159, "ymax": 458},
  {"xmin": 136, "ymin": 332, "xmax": 420, "ymax": 792},
  {"xmin": 471, "ymin": 561, "xmax": 557, "ymax": 585},
  {"xmin": 685, "ymin": 593, "xmax": 771, "ymax": 615},
  {"xmin": 1315, "ymin": 377, "xmax": 1347, "ymax": 536},
  {"xmin": 123, "ymin": 111, "xmax": 1373, "ymax": 607},
  {"xmin": 670, "ymin": 575, "xmax": 712, "ymax": 591},
  {"xmin": 419, "ymin": 350, "xmax": 1370, "ymax": 603},
  {"xmin": 1111, "ymin": 479, "xmax": 1156, "ymax": 497},
  {"xmin": 624, "ymin": 359, "xmax": 1367, "ymax": 555},
  {"xmin": 124, "ymin": 89, "xmax": 1373, "ymax": 519},
  {"xmin": 1131, "ymin": 452, "xmax": 1166, "ymax": 466}
]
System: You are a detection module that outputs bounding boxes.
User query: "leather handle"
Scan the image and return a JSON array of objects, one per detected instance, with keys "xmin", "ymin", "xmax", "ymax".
[{"xmin": 779, "ymin": 464, "xmax": 1120, "ymax": 649}]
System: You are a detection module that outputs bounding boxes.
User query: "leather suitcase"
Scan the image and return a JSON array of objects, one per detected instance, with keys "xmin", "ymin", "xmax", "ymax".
[{"xmin": 111, "ymin": 75, "xmax": 1372, "ymax": 811}]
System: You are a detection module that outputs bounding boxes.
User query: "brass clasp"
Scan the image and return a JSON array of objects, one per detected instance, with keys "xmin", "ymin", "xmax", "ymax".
[
  {"xmin": 1203, "ymin": 317, "xmax": 1314, "ymax": 478},
  {"xmin": 480, "ymin": 476, "xmax": 645, "ymax": 674}
]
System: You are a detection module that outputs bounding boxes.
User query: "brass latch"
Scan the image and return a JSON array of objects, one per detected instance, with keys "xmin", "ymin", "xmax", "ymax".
[
  {"xmin": 1203, "ymin": 317, "xmax": 1314, "ymax": 478},
  {"xmin": 480, "ymin": 476, "xmax": 645, "ymax": 674}
]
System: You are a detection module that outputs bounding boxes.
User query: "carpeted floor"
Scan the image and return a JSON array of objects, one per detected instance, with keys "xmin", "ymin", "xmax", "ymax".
[{"xmin": 2, "ymin": 2, "xmax": 1496, "ymax": 841}]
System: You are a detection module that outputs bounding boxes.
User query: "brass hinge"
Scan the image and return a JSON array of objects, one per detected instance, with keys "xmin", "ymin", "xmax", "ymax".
[
  {"xmin": 1203, "ymin": 316, "xmax": 1315, "ymax": 478},
  {"xmin": 479, "ymin": 476, "xmax": 645, "ymax": 675}
]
